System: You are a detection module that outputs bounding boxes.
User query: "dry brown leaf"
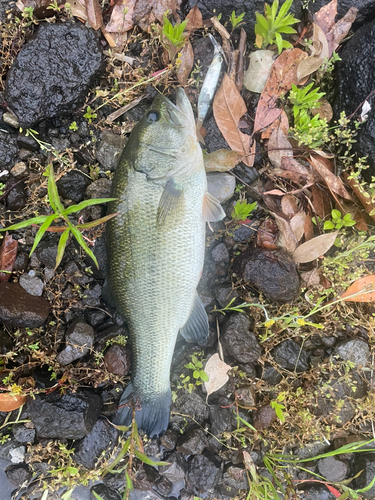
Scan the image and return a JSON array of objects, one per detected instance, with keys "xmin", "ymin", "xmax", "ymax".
[
  {"xmin": 268, "ymin": 126, "xmax": 292, "ymax": 168},
  {"xmin": 304, "ymin": 212, "xmax": 315, "ymax": 241},
  {"xmin": 326, "ymin": 7, "xmax": 358, "ymax": 57},
  {"xmin": 281, "ymin": 194, "xmax": 299, "ymax": 218},
  {"xmin": 341, "ymin": 275, "xmax": 375, "ymax": 302},
  {"xmin": 290, "ymin": 211, "xmax": 306, "ymax": 242},
  {"xmin": 101, "ymin": 28, "xmax": 117, "ymax": 48},
  {"xmin": 315, "ymin": 0, "xmax": 337, "ymax": 34},
  {"xmin": 0, "ymin": 393, "xmax": 27, "ymax": 412},
  {"xmin": 213, "ymin": 73, "xmax": 251, "ymax": 166},
  {"xmin": 297, "ymin": 56, "xmax": 324, "ymax": 82},
  {"xmin": 106, "ymin": 0, "xmax": 135, "ymax": 33},
  {"xmin": 133, "ymin": 0, "xmax": 181, "ymax": 31},
  {"xmin": 253, "ymin": 48, "xmax": 307, "ymax": 134},
  {"xmin": 204, "ymin": 149, "xmax": 243, "ymax": 172},
  {"xmin": 343, "ymin": 172, "xmax": 375, "ymax": 223},
  {"xmin": 0, "ymin": 233, "xmax": 18, "ymax": 283},
  {"xmin": 313, "ymin": 23, "xmax": 329, "ymax": 59},
  {"xmin": 279, "ymin": 157, "xmax": 320, "ymax": 184},
  {"xmin": 185, "ymin": 5, "xmax": 203, "ymax": 34},
  {"xmin": 257, "ymin": 218, "xmax": 279, "ymax": 249},
  {"xmin": 243, "ymin": 50, "xmax": 275, "ymax": 93},
  {"xmin": 70, "ymin": 0, "xmax": 88, "ymax": 21},
  {"xmin": 85, "ymin": 0, "xmax": 103, "ymax": 30},
  {"xmin": 311, "ymin": 97, "xmax": 333, "ymax": 122},
  {"xmin": 300, "ymin": 268, "xmax": 321, "ymax": 287},
  {"xmin": 273, "ymin": 212, "xmax": 298, "ymax": 254},
  {"xmin": 177, "ymin": 40, "xmax": 194, "ymax": 86},
  {"xmin": 309, "ymin": 155, "xmax": 351, "ymax": 200},
  {"xmin": 261, "ymin": 110, "xmax": 289, "ymax": 139},
  {"xmin": 204, "ymin": 353, "xmax": 231, "ymax": 401},
  {"xmin": 293, "ymin": 231, "xmax": 338, "ymax": 263},
  {"xmin": 310, "ymin": 183, "xmax": 332, "ymax": 219}
]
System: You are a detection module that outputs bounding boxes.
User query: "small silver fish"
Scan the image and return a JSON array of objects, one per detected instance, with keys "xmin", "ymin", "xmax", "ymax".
[{"xmin": 196, "ymin": 34, "xmax": 224, "ymax": 142}]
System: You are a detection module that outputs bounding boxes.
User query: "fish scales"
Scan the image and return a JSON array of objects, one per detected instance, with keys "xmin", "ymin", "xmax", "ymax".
[{"xmin": 106, "ymin": 89, "xmax": 225, "ymax": 437}]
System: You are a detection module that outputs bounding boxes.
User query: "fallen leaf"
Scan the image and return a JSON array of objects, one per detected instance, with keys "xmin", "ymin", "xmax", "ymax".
[
  {"xmin": 297, "ymin": 56, "xmax": 324, "ymax": 82},
  {"xmin": 101, "ymin": 28, "xmax": 118, "ymax": 48},
  {"xmin": 313, "ymin": 23, "xmax": 329, "ymax": 60},
  {"xmin": 0, "ymin": 393, "xmax": 27, "ymax": 412},
  {"xmin": 304, "ymin": 213, "xmax": 315, "ymax": 241},
  {"xmin": 0, "ymin": 233, "xmax": 18, "ymax": 282},
  {"xmin": 133, "ymin": 0, "xmax": 181, "ymax": 30},
  {"xmin": 185, "ymin": 5, "xmax": 203, "ymax": 34},
  {"xmin": 343, "ymin": 172, "xmax": 375, "ymax": 223},
  {"xmin": 257, "ymin": 218, "xmax": 279, "ymax": 249},
  {"xmin": 281, "ymin": 194, "xmax": 299, "ymax": 218},
  {"xmin": 341, "ymin": 275, "xmax": 375, "ymax": 302},
  {"xmin": 273, "ymin": 212, "xmax": 298, "ymax": 254},
  {"xmin": 243, "ymin": 50, "xmax": 275, "ymax": 94},
  {"xmin": 309, "ymin": 155, "xmax": 351, "ymax": 200},
  {"xmin": 204, "ymin": 149, "xmax": 243, "ymax": 172},
  {"xmin": 290, "ymin": 211, "xmax": 306, "ymax": 242},
  {"xmin": 310, "ymin": 183, "xmax": 332, "ymax": 219},
  {"xmin": 177, "ymin": 40, "xmax": 194, "ymax": 86},
  {"xmin": 293, "ymin": 231, "xmax": 338, "ymax": 263},
  {"xmin": 311, "ymin": 97, "xmax": 333, "ymax": 122},
  {"xmin": 235, "ymin": 28, "xmax": 247, "ymax": 91},
  {"xmin": 242, "ymin": 450, "xmax": 256, "ymax": 472},
  {"xmin": 253, "ymin": 48, "xmax": 307, "ymax": 134},
  {"xmin": 278, "ymin": 157, "xmax": 320, "ymax": 184},
  {"xmin": 213, "ymin": 73, "xmax": 251, "ymax": 166},
  {"xmin": 70, "ymin": 0, "xmax": 88, "ymax": 21},
  {"xmin": 204, "ymin": 353, "xmax": 231, "ymax": 401},
  {"xmin": 315, "ymin": 0, "xmax": 337, "ymax": 34},
  {"xmin": 105, "ymin": 0, "xmax": 135, "ymax": 33},
  {"xmin": 261, "ymin": 110, "xmax": 289, "ymax": 139},
  {"xmin": 268, "ymin": 126, "xmax": 292, "ymax": 168},
  {"xmin": 326, "ymin": 6, "xmax": 358, "ymax": 57},
  {"xmin": 85, "ymin": 0, "xmax": 103, "ymax": 30},
  {"xmin": 300, "ymin": 268, "xmax": 321, "ymax": 287}
]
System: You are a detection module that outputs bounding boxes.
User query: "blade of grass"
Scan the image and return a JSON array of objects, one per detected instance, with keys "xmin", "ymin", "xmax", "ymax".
[
  {"xmin": 55, "ymin": 228, "xmax": 70, "ymax": 270},
  {"xmin": 61, "ymin": 198, "xmax": 117, "ymax": 216},
  {"xmin": 45, "ymin": 165, "xmax": 64, "ymax": 214},
  {"xmin": 68, "ymin": 221, "xmax": 98, "ymax": 268},
  {"xmin": 29, "ymin": 214, "xmax": 57, "ymax": 256},
  {"xmin": 0, "ymin": 215, "xmax": 51, "ymax": 231},
  {"xmin": 33, "ymin": 213, "xmax": 119, "ymax": 233},
  {"xmin": 103, "ymin": 437, "xmax": 130, "ymax": 476},
  {"xmin": 133, "ymin": 449, "xmax": 170, "ymax": 467}
]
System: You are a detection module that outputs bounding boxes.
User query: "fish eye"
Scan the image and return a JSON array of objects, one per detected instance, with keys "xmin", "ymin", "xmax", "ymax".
[{"xmin": 146, "ymin": 110, "xmax": 160, "ymax": 122}]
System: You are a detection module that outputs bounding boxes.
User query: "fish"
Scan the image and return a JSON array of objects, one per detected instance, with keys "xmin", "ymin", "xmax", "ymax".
[
  {"xmin": 104, "ymin": 88, "xmax": 225, "ymax": 438},
  {"xmin": 196, "ymin": 34, "xmax": 224, "ymax": 143}
]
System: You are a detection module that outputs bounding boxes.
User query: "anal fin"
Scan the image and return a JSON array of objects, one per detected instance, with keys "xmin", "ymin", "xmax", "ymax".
[
  {"xmin": 203, "ymin": 191, "xmax": 226, "ymax": 222},
  {"xmin": 179, "ymin": 293, "xmax": 209, "ymax": 346}
]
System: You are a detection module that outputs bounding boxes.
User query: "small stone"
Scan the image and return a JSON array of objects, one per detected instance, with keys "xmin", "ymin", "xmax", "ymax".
[
  {"xmin": 221, "ymin": 313, "xmax": 261, "ymax": 364},
  {"xmin": 2, "ymin": 112, "xmax": 19, "ymax": 128},
  {"xmin": 233, "ymin": 224, "xmax": 256, "ymax": 243},
  {"xmin": 9, "ymin": 445, "xmax": 25, "ymax": 463},
  {"xmin": 223, "ymin": 465, "xmax": 249, "ymax": 492},
  {"xmin": 16, "ymin": 133, "xmax": 38, "ymax": 151},
  {"xmin": 233, "ymin": 248, "xmax": 300, "ymax": 303},
  {"xmin": 19, "ymin": 273, "xmax": 44, "ymax": 297},
  {"xmin": 179, "ymin": 490, "xmax": 194, "ymax": 500},
  {"xmin": 0, "ymin": 282, "xmax": 50, "ymax": 328},
  {"xmin": 104, "ymin": 344, "xmax": 131, "ymax": 377},
  {"xmin": 34, "ymin": 234, "xmax": 59, "ymax": 268},
  {"xmin": 6, "ymin": 181, "xmax": 27, "ymax": 211},
  {"xmin": 13, "ymin": 252, "xmax": 29, "ymax": 272},
  {"xmin": 273, "ymin": 339, "xmax": 310, "ymax": 372},
  {"xmin": 253, "ymin": 405, "xmax": 277, "ymax": 430},
  {"xmin": 160, "ymin": 429, "xmax": 179, "ymax": 451},
  {"xmin": 10, "ymin": 162, "xmax": 27, "ymax": 178},
  {"xmin": 86, "ymin": 178, "xmax": 112, "ymax": 199},
  {"xmin": 236, "ymin": 386, "xmax": 256, "ymax": 407},
  {"xmin": 261, "ymin": 364, "xmax": 282, "ymax": 385},
  {"xmin": 159, "ymin": 451, "xmax": 186, "ymax": 482},
  {"xmin": 354, "ymin": 453, "xmax": 375, "ymax": 496},
  {"xmin": 317, "ymin": 456, "xmax": 348, "ymax": 483},
  {"xmin": 74, "ymin": 418, "xmax": 118, "ymax": 469},
  {"xmin": 295, "ymin": 441, "xmax": 331, "ymax": 460},
  {"xmin": 57, "ymin": 170, "xmax": 90, "ymax": 202},
  {"xmin": 171, "ymin": 393, "xmax": 209, "ymax": 425},
  {"xmin": 155, "ymin": 476, "xmax": 173, "ymax": 496},
  {"xmin": 334, "ymin": 339, "xmax": 370, "ymax": 367},
  {"xmin": 187, "ymin": 453, "xmax": 221, "ymax": 492},
  {"xmin": 27, "ymin": 391, "xmax": 102, "ymax": 439},
  {"xmin": 211, "ymin": 243, "xmax": 230, "ymax": 262},
  {"xmin": 207, "ymin": 172, "xmax": 236, "ymax": 203},
  {"xmin": 214, "ymin": 286, "xmax": 239, "ymax": 309},
  {"xmin": 96, "ymin": 132, "xmax": 126, "ymax": 171},
  {"xmin": 82, "ymin": 283, "xmax": 102, "ymax": 307},
  {"xmin": 209, "ymin": 405, "xmax": 233, "ymax": 436},
  {"xmin": 0, "ymin": 131, "xmax": 18, "ymax": 170},
  {"xmin": 5, "ymin": 463, "xmax": 31, "ymax": 486},
  {"xmin": 133, "ymin": 465, "xmax": 159, "ymax": 491},
  {"xmin": 12, "ymin": 424, "xmax": 35, "ymax": 444},
  {"xmin": 176, "ymin": 427, "xmax": 207, "ymax": 455},
  {"xmin": 57, "ymin": 319, "xmax": 94, "ymax": 366},
  {"xmin": 90, "ymin": 484, "xmax": 121, "ymax": 500}
]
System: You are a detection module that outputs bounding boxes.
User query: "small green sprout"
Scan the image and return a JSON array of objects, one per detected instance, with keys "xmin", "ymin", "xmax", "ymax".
[
  {"xmin": 0, "ymin": 165, "xmax": 117, "ymax": 269},
  {"xmin": 230, "ymin": 11, "xmax": 246, "ymax": 31},
  {"xmin": 270, "ymin": 392, "xmax": 286, "ymax": 422},
  {"xmin": 323, "ymin": 209, "xmax": 356, "ymax": 231},
  {"xmin": 254, "ymin": 0, "xmax": 299, "ymax": 54},
  {"xmin": 289, "ymin": 82, "xmax": 326, "ymax": 119},
  {"xmin": 83, "ymin": 106, "xmax": 97, "ymax": 123},
  {"xmin": 69, "ymin": 121, "xmax": 78, "ymax": 131},
  {"xmin": 185, "ymin": 353, "xmax": 209, "ymax": 383},
  {"xmin": 161, "ymin": 11, "xmax": 188, "ymax": 64},
  {"xmin": 231, "ymin": 199, "xmax": 257, "ymax": 221},
  {"xmin": 22, "ymin": 6, "xmax": 35, "ymax": 21}
]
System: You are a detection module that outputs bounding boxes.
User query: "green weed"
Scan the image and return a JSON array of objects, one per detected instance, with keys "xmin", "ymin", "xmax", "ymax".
[
  {"xmin": 83, "ymin": 106, "xmax": 97, "ymax": 123},
  {"xmin": 254, "ymin": 0, "xmax": 299, "ymax": 54},
  {"xmin": 323, "ymin": 209, "xmax": 356, "ymax": 231},
  {"xmin": 231, "ymin": 200, "xmax": 257, "ymax": 221},
  {"xmin": 230, "ymin": 10, "xmax": 246, "ymax": 31},
  {"xmin": 289, "ymin": 82, "xmax": 325, "ymax": 119},
  {"xmin": 161, "ymin": 12, "xmax": 188, "ymax": 64}
]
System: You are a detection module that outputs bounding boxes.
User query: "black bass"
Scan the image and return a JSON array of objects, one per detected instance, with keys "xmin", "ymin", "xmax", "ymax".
[{"xmin": 105, "ymin": 88, "xmax": 225, "ymax": 438}]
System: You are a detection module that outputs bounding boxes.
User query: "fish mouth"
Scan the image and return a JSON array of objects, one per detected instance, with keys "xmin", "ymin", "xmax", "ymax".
[{"xmin": 156, "ymin": 88, "xmax": 195, "ymax": 127}]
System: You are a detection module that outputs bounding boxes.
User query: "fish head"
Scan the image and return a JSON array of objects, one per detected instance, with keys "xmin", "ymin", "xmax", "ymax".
[{"xmin": 129, "ymin": 88, "xmax": 200, "ymax": 180}]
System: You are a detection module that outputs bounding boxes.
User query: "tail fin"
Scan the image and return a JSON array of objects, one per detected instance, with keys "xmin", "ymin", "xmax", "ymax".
[{"xmin": 113, "ymin": 383, "xmax": 171, "ymax": 438}]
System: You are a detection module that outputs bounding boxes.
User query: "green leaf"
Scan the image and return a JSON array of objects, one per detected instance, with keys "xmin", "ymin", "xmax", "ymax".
[
  {"xmin": 193, "ymin": 370, "xmax": 200, "ymax": 379},
  {"xmin": 276, "ymin": 0, "xmax": 293, "ymax": 22},
  {"xmin": 68, "ymin": 222, "xmax": 99, "ymax": 268},
  {"xmin": 255, "ymin": 12, "xmax": 269, "ymax": 32},
  {"xmin": 125, "ymin": 470, "xmax": 133, "ymax": 491},
  {"xmin": 277, "ymin": 25, "xmax": 297, "ymax": 34},
  {"xmin": 104, "ymin": 437, "xmax": 130, "ymax": 474},
  {"xmin": 61, "ymin": 198, "xmax": 117, "ymax": 216},
  {"xmin": 92, "ymin": 492, "xmax": 106, "ymax": 500},
  {"xmin": 323, "ymin": 221, "xmax": 335, "ymax": 230},
  {"xmin": 66, "ymin": 466, "xmax": 78, "ymax": 475},
  {"xmin": 55, "ymin": 228, "xmax": 70, "ymax": 269},
  {"xmin": 185, "ymin": 362, "xmax": 195, "ymax": 370},
  {"xmin": 46, "ymin": 165, "xmax": 64, "ymax": 214},
  {"xmin": 134, "ymin": 449, "xmax": 170, "ymax": 467},
  {"xmin": 29, "ymin": 214, "xmax": 57, "ymax": 256},
  {"xmin": 0, "ymin": 215, "xmax": 50, "ymax": 232},
  {"xmin": 200, "ymin": 370, "xmax": 209, "ymax": 382},
  {"xmin": 75, "ymin": 213, "xmax": 118, "ymax": 230},
  {"xmin": 195, "ymin": 361, "xmax": 203, "ymax": 369},
  {"xmin": 275, "ymin": 31, "xmax": 283, "ymax": 54},
  {"xmin": 271, "ymin": 0, "xmax": 278, "ymax": 21}
]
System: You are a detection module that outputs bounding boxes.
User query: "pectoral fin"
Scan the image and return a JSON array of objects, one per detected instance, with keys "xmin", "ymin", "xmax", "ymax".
[
  {"xmin": 179, "ymin": 293, "xmax": 209, "ymax": 346},
  {"xmin": 203, "ymin": 191, "xmax": 226, "ymax": 222},
  {"xmin": 157, "ymin": 178, "xmax": 185, "ymax": 227}
]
